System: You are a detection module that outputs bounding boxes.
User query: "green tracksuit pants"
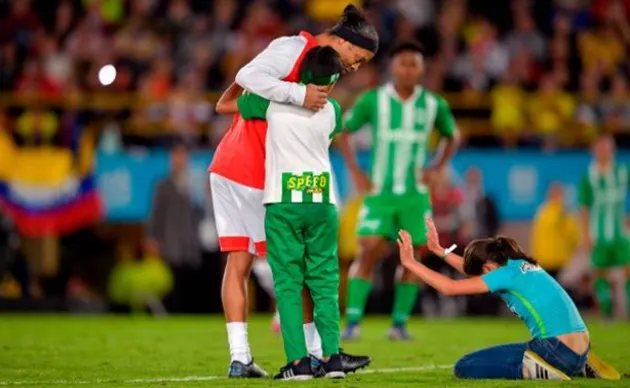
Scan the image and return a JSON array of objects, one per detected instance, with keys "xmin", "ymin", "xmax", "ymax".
[{"xmin": 265, "ymin": 202, "xmax": 340, "ymax": 363}]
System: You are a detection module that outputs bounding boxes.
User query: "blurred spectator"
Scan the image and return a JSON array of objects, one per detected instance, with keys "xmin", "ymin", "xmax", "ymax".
[
  {"xmin": 53, "ymin": 0, "xmax": 78, "ymax": 42},
  {"xmin": 146, "ymin": 144, "xmax": 203, "ymax": 313},
  {"xmin": 40, "ymin": 35, "xmax": 73, "ymax": 89},
  {"xmin": 531, "ymin": 182, "xmax": 580, "ymax": 279},
  {"xmin": 82, "ymin": 0, "xmax": 125, "ymax": 26},
  {"xmin": 14, "ymin": 108, "xmax": 61, "ymax": 147},
  {"xmin": 599, "ymin": 74, "xmax": 630, "ymax": 133},
  {"xmin": 505, "ymin": 4, "xmax": 546, "ymax": 60},
  {"xmin": 396, "ymin": 0, "xmax": 435, "ymax": 29},
  {"xmin": 0, "ymin": 43, "xmax": 18, "ymax": 91},
  {"xmin": 14, "ymin": 59, "xmax": 61, "ymax": 97},
  {"xmin": 451, "ymin": 16, "xmax": 509, "ymax": 90},
  {"xmin": 490, "ymin": 61, "xmax": 527, "ymax": 146},
  {"xmin": 527, "ymin": 73, "xmax": 575, "ymax": 150},
  {"xmin": 166, "ymin": 70, "xmax": 212, "ymax": 146},
  {"xmin": 575, "ymin": 71, "xmax": 603, "ymax": 143},
  {"xmin": 431, "ymin": 169, "xmax": 471, "ymax": 248},
  {"xmin": 553, "ymin": 0, "xmax": 591, "ymax": 31},
  {"xmin": 462, "ymin": 167, "xmax": 500, "ymax": 239},
  {"xmin": 0, "ymin": 0, "xmax": 41, "ymax": 56},
  {"xmin": 107, "ymin": 243, "xmax": 173, "ymax": 314},
  {"xmin": 0, "ymin": 204, "xmax": 32, "ymax": 299},
  {"xmin": 578, "ymin": 18, "xmax": 625, "ymax": 77}
]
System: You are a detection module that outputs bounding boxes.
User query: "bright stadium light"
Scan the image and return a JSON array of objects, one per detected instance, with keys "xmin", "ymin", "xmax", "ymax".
[{"xmin": 98, "ymin": 64, "xmax": 117, "ymax": 86}]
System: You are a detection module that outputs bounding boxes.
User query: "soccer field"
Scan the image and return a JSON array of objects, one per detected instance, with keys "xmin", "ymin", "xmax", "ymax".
[{"xmin": 0, "ymin": 315, "xmax": 627, "ymax": 387}]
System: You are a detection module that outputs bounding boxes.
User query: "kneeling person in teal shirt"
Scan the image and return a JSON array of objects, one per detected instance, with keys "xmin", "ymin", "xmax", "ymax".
[
  {"xmin": 396, "ymin": 217, "xmax": 621, "ymax": 381},
  {"xmin": 237, "ymin": 46, "xmax": 345, "ymax": 380}
]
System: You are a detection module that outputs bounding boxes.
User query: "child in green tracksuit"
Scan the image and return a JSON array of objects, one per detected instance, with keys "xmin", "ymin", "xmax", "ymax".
[{"xmin": 236, "ymin": 46, "xmax": 345, "ymax": 380}]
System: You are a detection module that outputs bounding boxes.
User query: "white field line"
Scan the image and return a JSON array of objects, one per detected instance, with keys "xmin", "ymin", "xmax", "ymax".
[{"xmin": 0, "ymin": 364, "xmax": 453, "ymax": 385}]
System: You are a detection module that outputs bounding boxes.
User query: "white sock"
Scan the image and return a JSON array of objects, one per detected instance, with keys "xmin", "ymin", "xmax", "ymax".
[
  {"xmin": 252, "ymin": 259, "xmax": 276, "ymax": 298},
  {"xmin": 303, "ymin": 322, "xmax": 323, "ymax": 359},
  {"xmin": 226, "ymin": 322, "xmax": 252, "ymax": 364}
]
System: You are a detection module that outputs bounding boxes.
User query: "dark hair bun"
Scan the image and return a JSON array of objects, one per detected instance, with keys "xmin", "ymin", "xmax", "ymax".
[{"xmin": 341, "ymin": 4, "xmax": 366, "ymax": 25}]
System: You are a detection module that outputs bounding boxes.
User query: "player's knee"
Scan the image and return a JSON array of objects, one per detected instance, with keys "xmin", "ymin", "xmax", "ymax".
[
  {"xmin": 225, "ymin": 252, "xmax": 254, "ymax": 277},
  {"xmin": 453, "ymin": 354, "xmax": 474, "ymax": 379},
  {"xmin": 357, "ymin": 237, "xmax": 385, "ymax": 263}
]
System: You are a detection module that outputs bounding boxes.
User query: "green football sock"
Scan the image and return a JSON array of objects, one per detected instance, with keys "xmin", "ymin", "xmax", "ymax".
[
  {"xmin": 594, "ymin": 277, "xmax": 613, "ymax": 317},
  {"xmin": 346, "ymin": 278, "xmax": 372, "ymax": 324},
  {"xmin": 391, "ymin": 282, "xmax": 420, "ymax": 326}
]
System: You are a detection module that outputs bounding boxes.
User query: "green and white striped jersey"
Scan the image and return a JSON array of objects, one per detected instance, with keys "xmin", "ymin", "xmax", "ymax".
[
  {"xmin": 578, "ymin": 163, "xmax": 629, "ymax": 242},
  {"xmin": 344, "ymin": 83, "xmax": 456, "ymax": 195}
]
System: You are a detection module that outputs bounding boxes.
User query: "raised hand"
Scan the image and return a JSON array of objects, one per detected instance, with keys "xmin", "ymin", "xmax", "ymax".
[
  {"xmin": 425, "ymin": 216, "xmax": 444, "ymax": 256},
  {"xmin": 397, "ymin": 229, "xmax": 415, "ymax": 268}
]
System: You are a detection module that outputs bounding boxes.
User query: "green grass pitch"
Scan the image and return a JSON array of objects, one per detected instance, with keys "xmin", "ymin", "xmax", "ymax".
[{"xmin": 0, "ymin": 315, "xmax": 627, "ymax": 387}]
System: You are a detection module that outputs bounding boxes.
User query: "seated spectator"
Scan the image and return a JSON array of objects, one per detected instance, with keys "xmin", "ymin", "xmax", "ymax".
[
  {"xmin": 505, "ymin": 6, "xmax": 546, "ymax": 60},
  {"xmin": 107, "ymin": 243, "xmax": 173, "ymax": 314},
  {"xmin": 15, "ymin": 108, "xmax": 61, "ymax": 147},
  {"xmin": 531, "ymin": 182, "xmax": 579, "ymax": 279},
  {"xmin": 527, "ymin": 73, "xmax": 575, "ymax": 150},
  {"xmin": 490, "ymin": 63, "xmax": 526, "ymax": 147},
  {"xmin": 599, "ymin": 74, "xmax": 630, "ymax": 133},
  {"xmin": 166, "ymin": 70, "xmax": 212, "ymax": 146},
  {"xmin": 575, "ymin": 71, "xmax": 603, "ymax": 144},
  {"xmin": 578, "ymin": 19, "xmax": 625, "ymax": 77}
]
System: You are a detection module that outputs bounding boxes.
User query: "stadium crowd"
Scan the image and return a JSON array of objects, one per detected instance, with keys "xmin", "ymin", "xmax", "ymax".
[
  {"xmin": 0, "ymin": 0, "xmax": 625, "ymax": 316},
  {"xmin": 0, "ymin": 0, "xmax": 629, "ymax": 149}
]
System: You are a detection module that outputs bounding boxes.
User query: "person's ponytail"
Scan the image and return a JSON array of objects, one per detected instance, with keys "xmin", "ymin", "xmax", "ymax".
[{"xmin": 491, "ymin": 236, "xmax": 537, "ymax": 266}]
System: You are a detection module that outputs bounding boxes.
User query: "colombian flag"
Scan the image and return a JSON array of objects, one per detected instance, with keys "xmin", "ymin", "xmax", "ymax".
[{"xmin": 0, "ymin": 130, "xmax": 102, "ymax": 237}]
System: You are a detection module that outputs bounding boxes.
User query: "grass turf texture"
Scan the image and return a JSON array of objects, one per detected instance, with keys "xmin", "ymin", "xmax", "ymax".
[{"xmin": 0, "ymin": 315, "xmax": 627, "ymax": 387}]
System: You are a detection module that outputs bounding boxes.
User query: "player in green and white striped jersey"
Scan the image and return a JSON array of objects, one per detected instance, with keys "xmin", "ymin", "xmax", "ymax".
[
  {"xmin": 578, "ymin": 134, "xmax": 630, "ymax": 318},
  {"xmin": 339, "ymin": 41, "xmax": 460, "ymax": 340}
]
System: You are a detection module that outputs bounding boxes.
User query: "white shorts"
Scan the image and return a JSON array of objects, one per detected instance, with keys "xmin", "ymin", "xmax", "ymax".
[{"xmin": 209, "ymin": 173, "xmax": 266, "ymax": 256}]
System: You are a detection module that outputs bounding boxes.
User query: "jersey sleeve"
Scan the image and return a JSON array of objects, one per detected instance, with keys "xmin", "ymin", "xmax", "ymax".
[
  {"xmin": 234, "ymin": 36, "xmax": 307, "ymax": 106},
  {"xmin": 481, "ymin": 266, "xmax": 514, "ymax": 293},
  {"xmin": 237, "ymin": 93, "xmax": 270, "ymax": 120},
  {"xmin": 329, "ymin": 98, "xmax": 343, "ymax": 138},
  {"xmin": 343, "ymin": 89, "xmax": 376, "ymax": 133},
  {"xmin": 434, "ymin": 95, "xmax": 456, "ymax": 138},
  {"xmin": 577, "ymin": 175, "xmax": 593, "ymax": 208}
]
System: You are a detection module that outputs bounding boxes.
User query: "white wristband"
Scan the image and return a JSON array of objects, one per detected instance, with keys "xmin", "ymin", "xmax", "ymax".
[{"xmin": 442, "ymin": 244, "xmax": 457, "ymax": 259}]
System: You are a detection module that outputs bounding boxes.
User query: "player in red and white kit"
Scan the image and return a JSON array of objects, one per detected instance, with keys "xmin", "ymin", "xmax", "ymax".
[{"xmin": 209, "ymin": 5, "xmax": 379, "ymax": 378}]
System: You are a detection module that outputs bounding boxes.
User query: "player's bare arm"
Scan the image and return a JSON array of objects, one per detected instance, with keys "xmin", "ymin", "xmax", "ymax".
[
  {"xmin": 422, "ymin": 129, "xmax": 461, "ymax": 184},
  {"xmin": 338, "ymin": 131, "xmax": 371, "ymax": 193},
  {"xmin": 215, "ymin": 83, "xmax": 243, "ymax": 115}
]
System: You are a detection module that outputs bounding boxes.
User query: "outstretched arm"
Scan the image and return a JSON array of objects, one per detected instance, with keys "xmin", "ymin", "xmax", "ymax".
[
  {"xmin": 422, "ymin": 96, "xmax": 461, "ymax": 184},
  {"xmin": 398, "ymin": 230, "xmax": 488, "ymax": 296},
  {"xmin": 424, "ymin": 216, "xmax": 466, "ymax": 275},
  {"xmin": 215, "ymin": 83, "xmax": 242, "ymax": 115}
]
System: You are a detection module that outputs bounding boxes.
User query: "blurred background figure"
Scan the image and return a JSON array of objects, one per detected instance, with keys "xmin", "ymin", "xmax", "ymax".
[
  {"xmin": 531, "ymin": 182, "xmax": 580, "ymax": 279},
  {"xmin": 462, "ymin": 167, "xmax": 500, "ymax": 240},
  {"xmin": 146, "ymin": 143, "xmax": 203, "ymax": 313},
  {"xmin": 578, "ymin": 134, "xmax": 630, "ymax": 320}
]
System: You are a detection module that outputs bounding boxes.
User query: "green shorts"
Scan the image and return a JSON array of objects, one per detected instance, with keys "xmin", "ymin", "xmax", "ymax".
[
  {"xmin": 592, "ymin": 237, "xmax": 630, "ymax": 269},
  {"xmin": 356, "ymin": 193, "xmax": 431, "ymax": 246}
]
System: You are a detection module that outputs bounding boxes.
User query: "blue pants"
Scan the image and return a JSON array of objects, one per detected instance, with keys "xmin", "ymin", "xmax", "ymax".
[{"xmin": 454, "ymin": 337, "xmax": 589, "ymax": 379}]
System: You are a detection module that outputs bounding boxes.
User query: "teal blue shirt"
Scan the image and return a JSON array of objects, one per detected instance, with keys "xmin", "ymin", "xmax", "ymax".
[{"xmin": 482, "ymin": 259, "xmax": 587, "ymax": 339}]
